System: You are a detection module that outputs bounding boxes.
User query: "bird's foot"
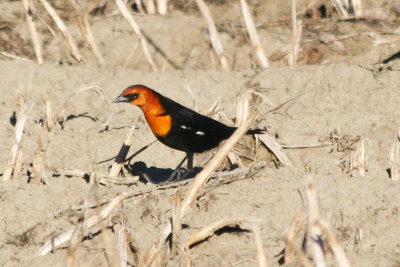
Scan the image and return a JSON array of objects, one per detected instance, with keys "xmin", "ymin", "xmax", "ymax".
[{"xmin": 166, "ymin": 167, "xmax": 190, "ymax": 182}]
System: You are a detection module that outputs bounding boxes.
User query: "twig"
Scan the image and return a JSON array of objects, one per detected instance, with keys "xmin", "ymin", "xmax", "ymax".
[
  {"xmin": 390, "ymin": 131, "xmax": 400, "ymax": 180},
  {"xmin": 39, "ymin": 0, "xmax": 84, "ymax": 62},
  {"xmin": 171, "ymin": 190, "xmax": 182, "ymax": 256},
  {"xmin": 350, "ymin": 136, "xmax": 368, "ymax": 176},
  {"xmin": 35, "ymin": 191, "xmax": 130, "ymax": 256},
  {"xmin": 288, "ymin": 0, "xmax": 302, "ymax": 66},
  {"xmin": 258, "ymin": 134, "xmax": 292, "ymax": 167},
  {"xmin": 157, "ymin": 0, "xmax": 168, "ymax": 15},
  {"xmin": 110, "ymin": 126, "xmax": 135, "ymax": 177},
  {"xmin": 240, "ymin": 0, "xmax": 269, "ymax": 68},
  {"xmin": 118, "ymin": 224, "xmax": 128, "ymax": 267},
  {"xmin": 305, "ymin": 177, "xmax": 326, "ymax": 267},
  {"xmin": 184, "ymin": 218, "xmax": 244, "ymax": 247},
  {"xmin": 146, "ymin": 0, "xmax": 156, "ymax": 14},
  {"xmin": 2, "ymin": 94, "xmax": 30, "ymax": 181},
  {"xmin": 115, "ymin": 0, "xmax": 158, "ymax": 72},
  {"xmin": 194, "ymin": 0, "xmax": 229, "ymax": 70},
  {"xmin": 22, "ymin": 0, "xmax": 43, "ymax": 64},
  {"xmin": 29, "ymin": 124, "xmax": 48, "ymax": 184},
  {"xmin": 284, "ymin": 210, "xmax": 304, "ymax": 264},
  {"xmin": 332, "ymin": 0, "xmax": 349, "ymax": 18},
  {"xmin": 59, "ymin": 85, "xmax": 110, "ymax": 124},
  {"xmin": 0, "ymin": 51, "xmax": 32, "ymax": 62},
  {"xmin": 252, "ymin": 224, "xmax": 268, "ymax": 267},
  {"xmin": 318, "ymin": 220, "xmax": 351, "ymax": 267},
  {"xmin": 70, "ymin": 0, "xmax": 104, "ymax": 65}
]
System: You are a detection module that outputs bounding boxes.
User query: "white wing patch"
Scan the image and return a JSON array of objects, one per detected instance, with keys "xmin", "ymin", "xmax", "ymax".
[{"xmin": 180, "ymin": 125, "xmax": 205, "ymax": 136}]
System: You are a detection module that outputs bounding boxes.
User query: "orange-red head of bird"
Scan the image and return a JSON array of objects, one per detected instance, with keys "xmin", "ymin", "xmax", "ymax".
[{"xmin": 113, "ymin": 84, "xmax": 172, "ymax": 137}]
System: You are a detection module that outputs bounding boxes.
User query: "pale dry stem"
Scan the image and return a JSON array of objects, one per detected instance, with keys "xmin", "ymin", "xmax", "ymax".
[
  {"xmin": 36, "ymin": 191, "xmax": 130, "ymax": 256},
  {"xmin": 171, "ymin": 190, "xmax": 182, "ymax": 256},
  {"xmin": 195, "ymin": 0, "xmax": 229, "ymax": 70},
  {"xmin": 39, "ymin": 0, "xmax": 83, "ymax": 62},
  {"xmin": 70, "ymin": 0, "xmax": 105, "ymax": 65},
  {"xmin": 29, "ymin": 124, "xmax": 47, "ymax": 184},
  {"xmin": 240, "ymin": 0, "xmax": 269, "ymax": 68},
  {"xmin": 115, "ymin": 0, "xmax": 158, "ymax": 72},
  {"xmin": 305, "ymin": 177, "xmax": 326, "ymax": 267},
  {"xmin": 60, "ymin": 85, "xmax": 110, "ymax": 123},
  {"xmin": 350, "ymin": 136, "xmax": 368, "ymax": 176},
  {"xmin": 258, "ymin": 134, "xmax": 292, "ymax": 167},
  {"xmin": 288, "ymin": 0, "xmax": 302, "ymax": 66},
  {"xmin": 110, "ymin": 126, "xmax": 135, "ymax": 177},
  {"xmin": 157, "ymin": 0, "xmax": 168, "ymax": 15},
  {"xmin": 318, "ymin": 220, "xmax": 351, "ymax": 267},
  {"xmin": 185, "ymin": 218, "xmax": 243, "ymax": 248},
  {"xmin": 2, "ymin": 94, "xmax": 30, "ymax": 181},
  {"xmin": 284, "ymin": 209, "xmax": 304, "ymax": 264},
  {"xmin": 389, "ymin": 132, "xmax": 400, "ymax": 180},
  {"xmin": 252, "ymin": 224, "xmax": 268, "ymax": 267},
  {"xmin": 22, "ymin": 0, "xmax": 43, "ymax": 64}
]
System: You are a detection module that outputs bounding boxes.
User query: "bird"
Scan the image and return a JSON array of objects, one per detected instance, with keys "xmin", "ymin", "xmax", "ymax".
[{"xmin": 113, "ymin": 84, "xmax": 262, "ymax": 172}]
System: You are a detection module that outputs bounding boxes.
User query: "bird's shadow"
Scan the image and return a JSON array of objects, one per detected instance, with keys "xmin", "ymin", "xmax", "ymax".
[{"xmin": 125, "ymin": 161, "xmax": 202, "ymax": 184}]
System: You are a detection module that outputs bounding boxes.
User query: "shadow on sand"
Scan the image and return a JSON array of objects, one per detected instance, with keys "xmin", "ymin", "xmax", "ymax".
[{"xmin": 125, "ymin": 161, "xmax": 203, "ymax": 184}]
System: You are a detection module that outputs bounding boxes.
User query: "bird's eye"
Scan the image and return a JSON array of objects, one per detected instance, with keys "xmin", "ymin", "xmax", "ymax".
[{"xmin": 128, "ymin": 93, "xmax": 139, "ymax": 101}]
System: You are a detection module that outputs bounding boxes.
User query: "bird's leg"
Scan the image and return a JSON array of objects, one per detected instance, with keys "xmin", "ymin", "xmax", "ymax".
[
  {"xmin": 186, "ymin": 152, "xmax": 193, "ymax": 172},
  {"xmin": 166, "ymin": 154, "xmax": 189, "ymax": 182}
]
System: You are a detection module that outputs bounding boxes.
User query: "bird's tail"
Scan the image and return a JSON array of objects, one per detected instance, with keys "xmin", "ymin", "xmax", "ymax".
[{"xmin": 246, "ymin": 128, "xmax": 266, "ymax": 135}]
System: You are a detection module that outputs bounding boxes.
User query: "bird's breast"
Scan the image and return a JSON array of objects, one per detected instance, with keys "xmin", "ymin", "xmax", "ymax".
[{"xmin": 144, "ymin": 113, "xmax": 172, "ymax": 137}]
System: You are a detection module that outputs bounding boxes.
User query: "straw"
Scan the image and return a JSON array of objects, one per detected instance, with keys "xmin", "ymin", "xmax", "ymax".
[
  {"xmin": 22, "ymin": 0, "xmax": 43, "ymax": 64},
  {"xmin": 39, "ymin": 0, "xmax": 84, "ymax": 62},
  {"xmin": 194, "ymin": 0, "xmax": 229, "ymax": 70},
  {"xmin": 240, "ymin": 0, "xmax": 269, "ymax": 68},
  {"xmin": 115, "ymin": 0, "xmax": 158, "ymax": 72}
]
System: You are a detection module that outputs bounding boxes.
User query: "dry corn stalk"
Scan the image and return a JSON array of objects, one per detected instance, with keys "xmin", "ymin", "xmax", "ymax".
[
  {"xmin": 258, "ymin": 134, "xmax": 292, "ymax": 167},
  {"xmin": 318, "ymin": 220, "xmax": 351, "ymax": 267},
  {"xmin": 171, "ymin": 190, "xmax": 182, "ymax": 256},
  {"xmin": 2, "ymin": 94, "xmax": 30, "ymax": 181},
  {"xmin": 184, "ymin": 218, "xmax": 242, "ymax": 247},
  {"xmin": 305, "ymin": 177, "xmax": 326, "ymax": 267},
  {"xmin": 350, "ymin": 136, "xmax": 368, "ymax": 176},
  {"xmin": 146, "ymin": 0, "xmax": 156, "ymax": 14},
  {"xmin": 284, "ymin": 210, "xmax": 304, "ymax": 264},
  {"xmin": 39, "ymin": 0, "xmax": 83, "ymax": 62},
  {"xmin": 70, "ymin": 0, "xmax": 104, "ymax": 65},
  {"xmin": 22, "ymin": 0, "xmax": 43, "ymax": 64},
  {"xmin": 352, "ymin": 0, "xmax": 362, "ymax": 17},
  {"xmin": 118, "ymin": 224, "xmax": 129, "ymax": 267},
  {"xmin": 29, "ymin": 124, "xmax": 48, "ymax": 184},
  {"xmin": 332, "ymin": 0, "xmax": 349, "ymax": 18},
  {"xmin": 43, "ymin": 93, "xmax": 55, "ymax": 132},
  {"xmin": 389, "ymin": 132, "xmax": 400, "ymax": 180},
  {"xmin": 240, "ymin": 0, "xmax": 269, "ymax": 68},
  {"xmin": 194, "ymin": 0, "xmax": 229, "ymax": 70},
  {"xmin": 252, "ymin": 224, "xmax": 268, "ymax": 267},
  {"xmin": 288, "ymin": 0, "xmax": 302, "ymax": 66},
  {"xmin": 36, "ymin": 191, "xmax": 130, "ymax": 256},
  {"xmin": 305, "ymin": 177, "xmax": 351, "ymax": 267},
  {"xmin": 115, "ymin": 0, "xmax": 158, "ymax": 72},
  {"xmin": 110, "ymin": 126, "xmax": 135, "ymax": 177},
  {"xmin": 227, "ymin": 92, "xmax": 250, "ymax": 167},
  {"xmin": 157, "ymin": 0, "xmax": 168, "ymax": 15}
]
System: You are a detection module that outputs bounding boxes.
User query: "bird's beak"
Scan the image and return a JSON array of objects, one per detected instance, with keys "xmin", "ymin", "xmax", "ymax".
[{"xmin": 113, "ymin": 94, "xmax": 129, "ymax": 103}]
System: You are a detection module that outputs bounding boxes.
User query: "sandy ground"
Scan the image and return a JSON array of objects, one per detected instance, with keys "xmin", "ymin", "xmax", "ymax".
[{"xmin": 1, "ymin": 0, "xmax": 400, "ymax": 266}]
